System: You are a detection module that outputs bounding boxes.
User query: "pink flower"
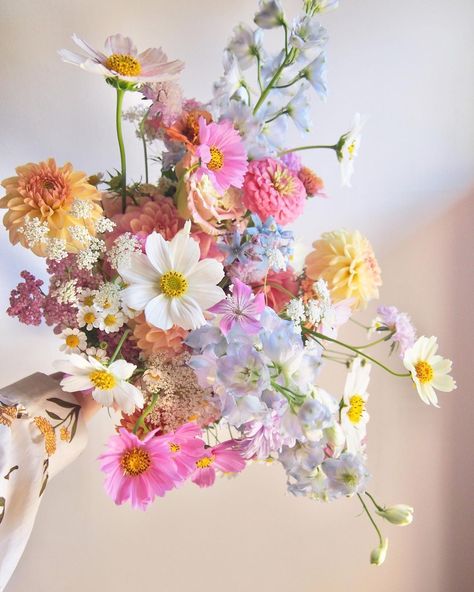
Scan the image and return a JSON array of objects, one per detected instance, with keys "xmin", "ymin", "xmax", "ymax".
[
  {"xmin": 195, "ymin": 118, "xmax": 248, "ymax": 194},
  {"xmin": 193, "ymin": 230, "xmax": 225, "ymax": 262},
  {"xmin": 142, "ymin": 80, "xmax": 183, "ymax": 127},
  {"xmin": 191, "ymin": 441, "xmax": 246, "ymax": 488},
  {"xmin": 161, "ymin": 422, "xmax": 206, "ymax": 479},
  {"xmin": 209, "ymin": 278, "xmax": 265, "ymax": 335},
  {"xmin": 242, "ymin": 158, "xmax": 307, "ymax": 226},
  {"xmin": 251, "ymin": 268, "xmax": 300, "ymax": 313},
  {"xmin": 7, "ymin": 271, "xmax": 45, "ymax": 326},
  {"xmin": 376, "ymin": 305, "xmax": 417, "ymax": 356},
  {"xmin": 98, "ymin": 428, "xmax": 180, "ymax": 510}
]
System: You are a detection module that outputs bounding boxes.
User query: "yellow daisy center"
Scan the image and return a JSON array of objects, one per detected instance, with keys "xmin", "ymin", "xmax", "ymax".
[
  {"xmin": 169, "ymin": 442, "xmax": 181, "ymax": 453},
  {"xmin": 84, "ymin": 311, "xmax": 96, "ymax": 325},
  {"xmin": 89, "ymin": 370, "xmax": 116, "ymax": 391},
  {"xmin": 196, "ymin": 455, "xmax": 214, "ymax": 469},
  {"xmin": 208, "ymin": 146, "xmax": 224, "ymax": 171},
  {"xmin": 104, "ymin": 314, "xmax": 117, "ymax": 327},
  {"xmin": 83, "ymin": 295, "xmax": 95, "ymax": 306},
  {"xmin": 121, "ymin": 447, "xmax": 151, "ymax": 476},
  {"xmin": 415, "ymin": 360, "xmax": 434, "ymax": 384},
  {"xmin": 105, "ymin": 54, "xmax": 142, "ymax": 77},
  {"xmin": 160, "ymin": 271, "xmax": 188, "ymax": 298},
  {"xmin": 347, "ymin": 395, "xmax": 365, "ymax": 424},
  {"xmin": 65, "ymin": 334, "xmax": 80, "ymax": 348},
  {"xmin": 347, "ymin": 141, "xmax": 357, "ymax": 158},
  {"xmin": 272, "ymin": 169, "xmax": 296, "ymax": 194}
]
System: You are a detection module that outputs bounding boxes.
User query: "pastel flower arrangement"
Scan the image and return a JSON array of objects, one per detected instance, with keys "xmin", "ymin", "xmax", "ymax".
[{"xmin": 1, "ymin": 0, "xmax": 456, "ymax": 566}]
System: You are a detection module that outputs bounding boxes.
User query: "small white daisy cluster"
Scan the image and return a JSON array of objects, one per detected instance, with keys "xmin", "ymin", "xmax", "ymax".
[
  {"xmin": 107, "ymin": 232, "xmax": 142, "ymax": 270},
  {"xmin": 287, "ymin": 279, "xmax": 332, "ymax": 327},
  {"xmin": 76, "ymin": 282, "xmax": 128, "ymax": 334}
]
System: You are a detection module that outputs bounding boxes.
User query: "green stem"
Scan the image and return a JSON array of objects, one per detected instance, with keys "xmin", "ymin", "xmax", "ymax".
[
  {"xmin": 109, "ymin": 329, "xmax": 131, "ymax": 364},
  {"xmin": 133, "ymin": 392, "xmax": 159, "ymax": 435},
  {"xmin": 358, "ymin": 493, "xmax": 384, "ymax": 546},
  {"xmin": 265, "ymin": 108, "xmax": 289, "ymax": 124},
  {"xmin": 303, "ymin": 328, "xmax": 411, "ymax": 378},
  {"xmin": 278, "ymin": 144, "xmax": 337, "ymax": 156},
  {"xmin": 350, "ymin": 318, "xmax": 372, "ymax": 330},
  {"xmin": 365, "ymin": 491, "xmax": 384, "ymax": 513},
  {"xmin": 253, "ymin": 47, "xmax": 297, "ymax": 115},
  {"xmin": 256, "ymin": 54, "xmax": 264, "ymax": 92},
  {"xmin": 139, "ymin": 120, "xmax": 149, "ymax": 184},
  {"xmin": 353, "ymin": 331, "xmax": 395, "ymax": 350},
  {"xmin": 115, "ymin": 87, "xmax": 127, "ymax": 213}
]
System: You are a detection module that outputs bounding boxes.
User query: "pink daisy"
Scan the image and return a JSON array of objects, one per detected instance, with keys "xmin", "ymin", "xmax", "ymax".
[
  {"xmin": 161, "ymin": 422, "xmax": 206, "ymax": 479},
  {"xmin": 242, "ymin": 158, "xmax": 307, "ymax": 226},
  {"xmin": 195, "ymin": 118, "xmax": 248, "ymax": 195},
  {"xmin": 191, "ymin": 441, "xmax": 246, "ymax": 488},
  {"xmin": 209, "ymin": 278, "xmax": 265, "ymax": 335},
  {"xmin": 98, "ymin": 428, "xmax": 181, "ymax": 510}
]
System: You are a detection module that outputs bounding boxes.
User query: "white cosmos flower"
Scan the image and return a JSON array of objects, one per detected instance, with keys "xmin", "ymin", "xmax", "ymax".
[
  {"xmin": 59, "ymin": 34, "xmax": 184, "ymax": 83},
  {"xmin": 403, "ymin": 336, "xmax": 456, "ymax": 407},
  {"xmin": 341, "ymin": 358, "xmax": 371, "ymax": 453},
  {"xmin": 337, "ymin": 113, "xmax": 367, "ymax": 187},
  {"xmin": 55, "ymin": 354, "xmax": 143, "ymax": 414},
  {"xmin": 118, "ymin": 221, "xmax": 225, "ymax": 331}
]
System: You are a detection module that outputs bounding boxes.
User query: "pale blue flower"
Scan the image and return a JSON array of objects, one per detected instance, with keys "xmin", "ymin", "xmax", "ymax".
[
  {"xmin": 303, "ymin": 52, "xmax": 327, "ymax": 99},
  {"xmin": 227, "ymin": 24, "xmax": 263, "ymax": 70},
  {"xmin": 217, "ymin": 344, "xmax": 270, "ymax": 397},
  {"xmin": 254, "ymin": 0, "xmax": 285, "ymax": 29},
  {"xmin": 290, "ymin": 16, "xmax": 328, "ymax": 51},
  {"xmin": 286, "ymin": 84, "xmax": 312, "ymax": 132},
  {"xmin": 322, "ymin": 452, "xmax": 370, "ymax": 497}
]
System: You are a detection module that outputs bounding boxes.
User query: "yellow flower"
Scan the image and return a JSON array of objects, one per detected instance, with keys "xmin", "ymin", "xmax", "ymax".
[
  {"xmin": 0, "ymin": 158, "xmax": 102, "ymax": 256},
  {"xmin": 305, "ymin": 229, "xmax": 382, "ymax": 310},
  {"xmin": 34, "ymin": 416, "xmax": 57, "ymax": 456},
  {"xmin": 60, "ymin": 427, "xmax": 71, "ymax": 442}
]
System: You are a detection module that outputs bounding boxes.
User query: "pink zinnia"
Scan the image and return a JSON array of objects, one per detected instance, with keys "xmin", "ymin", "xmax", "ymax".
[
  {"xmin": 160, "ymin": 422, "xmax": 206, "ymax": 479},
  {"xmin": 242, "ymin": 158, "xmax": 306, "ymax": 226},
  {"xmin": 191, "ymin": 441, "xmax": 246, "ymax": 488},
  {"xmin": 209, "ymin": 278, "xmax": 265, "ymax": 335},
  {"xmin": 196, "ymin": 118, "xmax": 248, "ymax": 194},
  {"xmin": 98, "ymin": 428, "xmax": 180, "ymax": 510}
]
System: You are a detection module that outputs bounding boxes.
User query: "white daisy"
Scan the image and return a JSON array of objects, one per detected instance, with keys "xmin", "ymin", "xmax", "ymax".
[
  {"xmin": 340, "ymin": 358, "xmax": 371, "ymax": 453},
  {"xmin": 97, "ymin": 309, "xmax": 126, "ymax": 334},
  {"xmin": 54, "ymin": 354, "xmax": 143, "ymax": 414},
  {"xmin": 77, "ymin": 305, "xmax": 101, "ymax": 331},
  {"xmin": 78, "ymin": 288, "xmax": 96, "ymax": 307},
  {"xmin": 59, "ymin": 328, "xmax": 87, "ymax": 354},
  {"xmin": 59, "ymin": 34, "xmax": 184, "ymax": 84},
  {"xmin": 403, "ymin": 336, "xmax": 456, "ymax": 407},
  {"xmin": 118, "ymin": 221, "xmax": 225, "ymax": 331}
]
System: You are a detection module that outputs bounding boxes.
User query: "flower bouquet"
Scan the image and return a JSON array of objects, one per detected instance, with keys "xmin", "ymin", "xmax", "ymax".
[{"xmin": 1, "ymin": 0, "xmax": 456, "ymax": 565}]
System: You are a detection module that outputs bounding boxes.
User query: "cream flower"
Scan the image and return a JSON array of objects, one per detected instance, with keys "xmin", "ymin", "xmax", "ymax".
[
  {"xmin": 97, "ymin": 309, "xmax": 126, "ymax": 334},
  {"xmin": 55, "ymin": 354, "xmax": 143, "ymax": 414},
  {"xmin": 59, "ymin": 328, "xmax": 87, "ymax": 354},
  {"xmin": 337, "ymin": 113, "xmax": 367, "ymax": 187},
  {"xmin": 305, "ymin": 229, "xmax": 382, "ymax": 310},
  {"xmin": 341, "ymin": 358, "xmax": 371, "ymax": 453},
  {"xmin": 119, "ymin": 221, "xmax": 225, "ymax": 331},
  {"xmin": 59, "ymin": 34, "xmax": 184, "ymax": 84},
  {"xmin": 403, "ymin": 336, "xmax": 456, "ymax": 407}
]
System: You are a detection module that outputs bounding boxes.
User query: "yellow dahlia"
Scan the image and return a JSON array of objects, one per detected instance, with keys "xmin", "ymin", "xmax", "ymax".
[
  {"xmin": 0, "ymin": 158, "xmax": 102, "ymax": 256},
  {"xmin": 305, "ymin": 229, "xmax": 382, "ymax": 310}
]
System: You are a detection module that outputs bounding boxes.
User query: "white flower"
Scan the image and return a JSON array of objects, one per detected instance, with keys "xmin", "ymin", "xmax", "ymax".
[
  {"xmin": 337, "ymin": 113, "xmax": 367, "ymax": 187},
  {"xmin": 119, "ymin": 221, "xmax": 225, "ymax": 331},
  {"xmin": 69, "ymin": 225, "xmax": 91, "ymax": 245},
  {"xmin": 70, "ymin": 199, "xmax": 94, "ymax": 219},
  {"xmin": 306, "ymin": 299, "xmax": 323, "ymax": 326},
  {"xmin": 59, "ymin": 328, "xmax": 87, "ymax": 353},
  {"xmin": 290, "ymin": 16, "xmax": 328, "ymax": 51},
  {"xmin": 286, "ymin": 84, "xmax": 312, "ymax": 132},
  {"xmin": 55, "ymin": 354, "xmax": 143, "ymax": 414},
  {"xmin": 341, "ymin": 358, "xmax": 371, "ymax": 453},
  {"xmin": 302, "ymin": 52, "xmax": 327, "ymax": 99},
  {"xmin": 52, "ymin": 279, "xmax": 79, "ymax": 306},
  {"xmin": 18, "ymin": 217, "xmax": 49, "ymax": 247},
  {"xmin": 97, "ymin": 309, "xmax": 126, "ymax": 334},
  {"xmin": 77, "ymin": 306, "xmax": 101, "ymax": 330},
  {"xmin": 376, "ymin": 504, "xmax": 414, "ymax": 526},
  {"xmin": 94, "ymin": 282, "xmax": 121, "ymax": 311},
  {"xmin": 59, "ymin": 34, "xmax": 184, "ymax": 84},
  {"xmin": 76, "ymin": 237, "xmax": 106, "ymax": 270},
  {"xmin": 78, "ymin": 288, "xmax": 97, "ymax": 307},
  {"xmin": 227, "ymin": 24, "xmax": 263, "ymax": 70},
  {"xmin": 286, "ymin": 298, "xmax": 306, "ymax": 325},
  {"xmin": 403, "ymin": 336, "xmax": 456, "ymax": 407},
  {"xmin": 305, "ymin": 0, "xmax": 339, "ymax": 13},
  {"xmin": 107, "ymin": 232, "xmax": 142, "ymax": 270},
  {"xmin": 85, "ymin": 346, "xmax": 109, "ymax": 362},
  {"xmin": 254, "ymin": 0, "xmax": 285, "ymax": 29},
  {"xmin": 370, "ymin": 538, "xmax": 389, "ymax": 566},
  {"xmin": 45, "ymin": 237, "xmax": 68, "ymax": 261},
  {"xmin": 95, "ymin": 217, "xmax": 116, "ymax": 234}
]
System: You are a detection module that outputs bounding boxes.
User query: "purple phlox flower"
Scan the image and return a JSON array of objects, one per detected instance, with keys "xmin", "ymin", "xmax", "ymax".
[
  {"xmin": 280, "ymin": 152, "xmax": 302, "ymax": 172},
  {"xmin": 209, "ymin": 278, "xmax": 265, "ymax": 335},
  {"xmin": 376, "ymin": 305, "xmax": 416, "ymax": 356}
]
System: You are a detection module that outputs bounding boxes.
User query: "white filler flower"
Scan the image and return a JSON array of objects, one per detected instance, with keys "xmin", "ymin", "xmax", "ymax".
[
  {"xmin": 119, "ymin": 221, "xmax": 225, "ymax": 331},
  {"xmin": 55, "ymin": 354, "xmax": 143, "ymax": 414}
]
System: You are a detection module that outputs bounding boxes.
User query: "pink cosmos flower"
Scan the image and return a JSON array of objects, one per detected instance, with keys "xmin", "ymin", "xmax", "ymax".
[
  {"xmin": 242, "ymin": 158, "xmax": 307, "ymax": 226},
  {"xmin": 98, "ymin": 428, "xmax": 180, "ymax": 510},
  {"xmin": 191, "ymin": 441, "xmax": 246, "ymax": 488},
  {"xmin": 160, "ymin": 422, "xmax": 206, "ymax": 479},
  {"xmin": 209, "ymin": 278, "xmax": 265, "ymax": 335},
  {"xmin": 195, "ymin": 118, "xmax": 248, "ymax": 195}
]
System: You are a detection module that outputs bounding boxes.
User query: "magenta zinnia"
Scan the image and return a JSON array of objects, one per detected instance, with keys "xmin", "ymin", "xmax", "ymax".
[{"xmin": 195, "ymin": 117, "xmax": 248, "ymax": 195}]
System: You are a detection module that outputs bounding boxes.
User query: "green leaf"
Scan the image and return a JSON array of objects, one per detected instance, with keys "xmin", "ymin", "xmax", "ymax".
[
  {"xmin": 47, "ymin": 397, "xmax": 79, "ymax": 409},
  {"xmin": 45, "ymin": 410, "xmax": 62, "ymax": 421}
]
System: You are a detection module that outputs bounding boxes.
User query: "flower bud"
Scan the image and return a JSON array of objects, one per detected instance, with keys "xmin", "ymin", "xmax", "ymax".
[
  {"xmin": 323, "ymin": 423, "xmax": 345, "ymax": 451},
  {"xmin": 254, "ymin": 1, "xmax": 285, "ymax": 29},
  {"xmin": 376, "ymin": 504, "xmax": 414, "ymax": 526},
  {"xmin": 370, "ymin": 538, "xmax": 389, "ymax": 566}
]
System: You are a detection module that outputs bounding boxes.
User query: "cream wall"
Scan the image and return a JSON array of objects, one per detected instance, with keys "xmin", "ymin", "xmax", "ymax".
[{"xmin": 1, "ymin": 1, "xmax": 473, "ymax": 591}]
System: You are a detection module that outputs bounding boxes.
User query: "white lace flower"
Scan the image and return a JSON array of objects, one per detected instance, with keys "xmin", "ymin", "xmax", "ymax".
[
  {"xmin": 18, "ymin": 217, "xmax": 49, "ymax": 247},
  {"xmin": 107, "ymin": 232, "xmax": 142, "ymax": 270},
  {"xmin": 55, "ymin": 354, "xmax": 143, "ymax": 414},
  {"xmin": 45, "ymin": 237, "xmax": 68, "ymax": 261},
  {"xmin": 53, "ymin": 279, "xmax": 79, "ymax": 305},
  {"xmin": 70, "ymin": 199, "xmax": 94, "ymax": 219},
  {"xmin": 286, "ymin": 298, "xmax": 306, "ymax": 325},
  {"xmin": 95, "ymin": 217, "xmax": 116, "ymax": 234},
  {"xmin": 403, "ymin": 336, "xmax": 456, "ymax": 407},
  {"xmin": 119, "ymin": 221, "xmax": 225, "ymax": 331}
]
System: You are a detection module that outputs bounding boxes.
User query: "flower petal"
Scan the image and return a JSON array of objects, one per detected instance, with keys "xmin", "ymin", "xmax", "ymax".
[
  {"xmin": 144, "ymin": 294, "xmax": 173, "ymax": 330},
  {"xmin": 145, "ymin": 232, "xmax": 173, "ymax": 275},
  {"xmin": 121, "ymin": 284, "xmax": 157, "ymax": 312},
  {"xmin": 119, "ymin": 252, "xmax": 158, "ymax": 285}
]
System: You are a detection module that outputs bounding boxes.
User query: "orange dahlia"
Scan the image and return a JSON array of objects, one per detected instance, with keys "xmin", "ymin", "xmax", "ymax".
[
  {"xmin": 133, "ymin": 313, "xmax": 187, "ymax": 357},
  {"xmin": 0, "ymin": 158, "xmax": 102, "ymax": 256}
]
